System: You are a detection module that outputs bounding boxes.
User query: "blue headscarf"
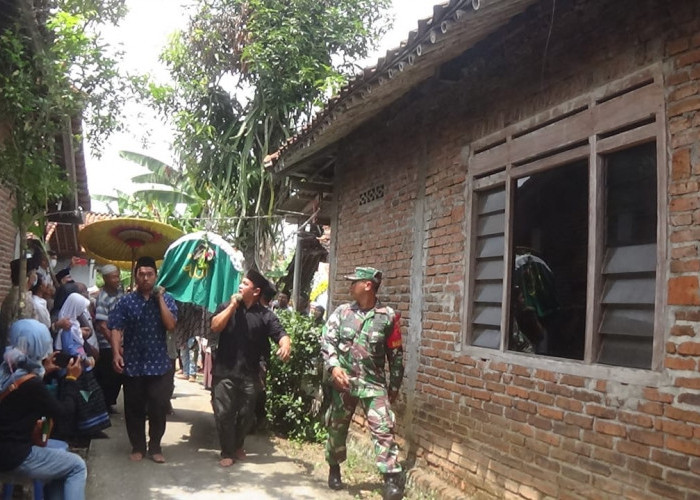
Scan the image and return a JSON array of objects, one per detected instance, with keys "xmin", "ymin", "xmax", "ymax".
[{"xmin": 0, "ymin": 319, "xmax": 53, "ymax": 393}]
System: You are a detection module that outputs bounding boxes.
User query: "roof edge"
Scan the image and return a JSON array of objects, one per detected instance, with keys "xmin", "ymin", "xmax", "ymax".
[{"xmin": 268, "ymin": 0, "xmax": 475, "ymax": 174}]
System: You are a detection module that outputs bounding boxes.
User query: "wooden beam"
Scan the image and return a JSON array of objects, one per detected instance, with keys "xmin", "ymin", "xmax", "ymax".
[{"xmin": 289, "ymin": 179, "xmax": 334, "ymax": 193}]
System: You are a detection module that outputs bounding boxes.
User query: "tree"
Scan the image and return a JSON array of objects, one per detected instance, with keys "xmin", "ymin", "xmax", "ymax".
[
  {"xmin": 93, "ymin": 150, "xmax": 204, "ymax": 232},
  {"xmin": 0, "ymin": 0, "xmax": 130, "ymax": 312},
  {"xmin": 95, "ymin": 149, "xmax": 298, "ymax": 281},
  {"xmin": 152, "ymin": 0, "xmax": 392, "ymax": 269}
]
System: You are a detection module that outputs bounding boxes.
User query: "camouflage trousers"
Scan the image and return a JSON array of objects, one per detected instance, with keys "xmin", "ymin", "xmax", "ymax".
[{"xmin": 325, "ymin": 389, "xmax": 401, "ymax": 474}]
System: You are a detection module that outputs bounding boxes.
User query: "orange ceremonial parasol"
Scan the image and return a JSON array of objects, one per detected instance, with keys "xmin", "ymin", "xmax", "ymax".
[{"xmin": 78, "ymin": 218, "xmax": 184, "ymax": 270}]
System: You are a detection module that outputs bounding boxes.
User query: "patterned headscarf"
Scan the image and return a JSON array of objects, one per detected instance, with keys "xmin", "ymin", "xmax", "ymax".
[
  {"xmin": 0, "ymin": 319, "xmax": 53, "ymax": 393},
  {"xmin": 55, "ymin": 292, "xmax": 90, "ymax": 351}
]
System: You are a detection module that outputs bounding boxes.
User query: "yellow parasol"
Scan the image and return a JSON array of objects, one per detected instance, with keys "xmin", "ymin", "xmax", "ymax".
[
  {"xmin": 79, "ymin": 218, "xmax": 184, "ymax": 270},
  {"xmin": 91, "ymin": 257, "xmax": 163, "ymax": 271}
]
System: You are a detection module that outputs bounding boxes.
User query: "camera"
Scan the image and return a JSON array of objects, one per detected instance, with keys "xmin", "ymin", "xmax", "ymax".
[{"xmin": 53, "ymin": 352, "xmax": 77, "ymax": 368}]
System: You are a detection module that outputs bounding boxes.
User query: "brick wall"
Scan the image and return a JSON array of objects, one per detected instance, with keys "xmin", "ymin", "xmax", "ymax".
[
  {"xmin": 0, "ymin": 184, "xmax": 17, "ymax": 302},
  {"xmin": 0, "ymin": 122, "xmax": 18, "ymax": 301},
  {"xmin": 329, "ymin": 0, "xmax": 700, "ymax": 498}
]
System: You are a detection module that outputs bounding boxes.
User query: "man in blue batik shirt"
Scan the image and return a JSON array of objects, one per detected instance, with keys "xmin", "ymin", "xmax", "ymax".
[{"xmin": 108, "ymin": 256, "xmax": 177, "ymax": 464}]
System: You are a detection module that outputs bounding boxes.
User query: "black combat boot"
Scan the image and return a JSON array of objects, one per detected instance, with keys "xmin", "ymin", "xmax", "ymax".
[
  {"xmin": 328, "ymin": 464, "xmax": 343, "ymax": 490},
  {"xmin": 383, "ymin": 472, "xmax": 403, "ymax": 500}
]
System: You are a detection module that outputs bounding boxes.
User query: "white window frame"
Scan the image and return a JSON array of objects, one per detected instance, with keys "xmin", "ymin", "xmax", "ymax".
[{"xmin": 462, "ymin": 65, "xmax": 668, "ymax": 372}]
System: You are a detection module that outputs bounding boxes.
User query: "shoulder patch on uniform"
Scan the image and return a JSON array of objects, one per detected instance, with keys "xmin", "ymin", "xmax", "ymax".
[{"xmin": 386, "ymin": 312, "xmax": 402, "ymax": 349}]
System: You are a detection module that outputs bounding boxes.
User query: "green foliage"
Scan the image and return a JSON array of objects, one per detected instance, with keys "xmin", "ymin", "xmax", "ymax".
[
  {"xmin": 58, "ymin": 0, "xmax": 128, "ymax": 26},
  {"xmin": 152, "ymin": 0, "xmax": 392, "ymax": 269},
  {"xmin": 0, "ymin": 1, "xmax": 129, "ymax": 309},
  {"xmin": 266, "ymin": 310, "xmax": 328, "ymax": 443},
  {"xmin": 238, "ymin": 0, "xmax": 391, "ymax": 112},
  {"xmin": 93, "ymin": 149, "xmax": 212, "ymax": 235},
  {"xmin": 0, "ymin": 2, "xmax": 129, "ymax": 232},
  {"xmin": 46, "ymin": 9, "xmax": 132, "ymax": 154},
  {"xmin": 94, "ymin": 268, "xmax": 131, "ymax": 290},
  {"xmin": 0, "ymin": 22, "xmax": 71, "ymax": 230}
]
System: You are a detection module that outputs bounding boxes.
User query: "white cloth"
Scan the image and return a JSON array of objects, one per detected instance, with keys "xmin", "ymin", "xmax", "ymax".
[
  {"xmin": 31, "ymin": 295, "xmax": 51, "ymax": 328},
  {"xmin": 55, "ymin": 293, "xmax": 90, "ymax": 351}
]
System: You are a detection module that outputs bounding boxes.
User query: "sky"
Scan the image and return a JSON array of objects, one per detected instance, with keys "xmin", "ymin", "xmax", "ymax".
[{"xmin": 86, "ymin": 0, "xmax": 441, "ymax": 210}]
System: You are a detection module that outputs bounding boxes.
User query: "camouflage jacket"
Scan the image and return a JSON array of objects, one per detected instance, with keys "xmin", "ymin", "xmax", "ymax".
[{"xmin": 321, "ymin": 300, "xmax": 404, "ymax": 398}]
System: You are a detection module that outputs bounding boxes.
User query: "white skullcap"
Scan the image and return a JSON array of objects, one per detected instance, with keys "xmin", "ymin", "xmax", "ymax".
[{"xmin": 100, "ymin": 264, "xmax": 119, "ymax": 275}]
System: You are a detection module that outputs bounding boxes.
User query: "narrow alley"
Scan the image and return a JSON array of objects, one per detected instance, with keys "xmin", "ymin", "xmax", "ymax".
[{"xmin": 86, "ymin": 378, "xmax": 353, "ymax": 500}]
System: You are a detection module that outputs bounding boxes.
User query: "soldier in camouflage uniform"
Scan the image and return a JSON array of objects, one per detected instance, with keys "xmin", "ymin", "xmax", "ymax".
[{"xmin": 321, "ymin": 266, "xmax": 404, "ymax": 500}]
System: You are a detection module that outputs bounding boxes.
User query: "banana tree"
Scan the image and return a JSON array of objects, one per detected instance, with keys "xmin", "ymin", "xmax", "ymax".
[{"xmin": 93, "ymin": 150, "xmax": 205, "ymax": 233}]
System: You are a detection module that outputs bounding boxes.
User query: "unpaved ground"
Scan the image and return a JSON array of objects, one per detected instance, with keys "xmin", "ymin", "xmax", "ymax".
[
  {"xmin": 86, "ymin": 377, "xmax": 355, "ymax": 500},
  {"xmin": 273, "ymin": 431, "xmax": 442, "ymax": 500},
  {"xmin": 87, "ymin": 375, "xmax": 457, "ymax": 499}
]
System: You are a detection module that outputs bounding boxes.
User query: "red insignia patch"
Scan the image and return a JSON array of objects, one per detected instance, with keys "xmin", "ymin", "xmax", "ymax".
[{"xmin": 386, "ymin": 312, "xmax": 402, "ymax": 349}]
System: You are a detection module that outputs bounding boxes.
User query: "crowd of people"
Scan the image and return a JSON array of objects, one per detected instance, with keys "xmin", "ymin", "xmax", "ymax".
[{"xmin": 0, "ymin": 246, "xmax": 405, "ymax": 500}]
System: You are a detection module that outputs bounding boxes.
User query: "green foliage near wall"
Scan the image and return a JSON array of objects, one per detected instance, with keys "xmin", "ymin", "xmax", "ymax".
[
  {"xmin": 0, "ymin": 1, "xmax": 130, "ymax": 307},
  {"xmin": 94, "ymin": 268, "xmax": 131, "ymax": 290},
  {"xmin": 266, "ymin": 310, "xmax": 328, "ymax": 443}
]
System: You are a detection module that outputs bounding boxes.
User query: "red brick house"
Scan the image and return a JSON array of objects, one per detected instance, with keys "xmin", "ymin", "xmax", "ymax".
[
  {"xmin": 270, "ymin": 0, "xmax": 700, "ymax": 497},
  {"xmin": 0, "ymin": 186, "xmax": 16, "ymax": 301}
]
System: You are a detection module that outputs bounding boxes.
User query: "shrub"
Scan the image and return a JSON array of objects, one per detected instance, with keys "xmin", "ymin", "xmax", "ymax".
[{"xmin": 266, "ymin": 310, "xmax": 328, "ymax": 443}]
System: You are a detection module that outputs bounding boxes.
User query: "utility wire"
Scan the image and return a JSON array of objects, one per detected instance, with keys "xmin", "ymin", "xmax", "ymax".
[{"xmin": 540, "ymin": 0, "xmax": 557, "ymax": 91}]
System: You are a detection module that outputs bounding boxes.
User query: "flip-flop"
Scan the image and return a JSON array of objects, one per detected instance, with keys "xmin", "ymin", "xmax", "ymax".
[
  {"xmin": 219, "ymin": 457, "xmax": 235, "ymax": 467},
  {"xmin": 129, "ymin": 452, "xmax": 143, "ymax": 462}
]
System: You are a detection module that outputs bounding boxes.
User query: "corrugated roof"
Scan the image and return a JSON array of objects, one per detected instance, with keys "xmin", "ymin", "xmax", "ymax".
[
  {"xmin": 46, "ymin": 211, "xmax": 117, "ymax": 258},
  {"xmin": 269, "ymin": 0, "xmax": 540, "ymax": 176}
]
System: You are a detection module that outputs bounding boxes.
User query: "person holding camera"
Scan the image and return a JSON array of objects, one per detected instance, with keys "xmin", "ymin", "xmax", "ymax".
[
  {"xmin": 0, "ymin": 319, "xmax": 87, "ymax": 499},
  {"xmin": 108, "ymin": 256, "xmax": 177, "ymax": 464},
  {"xmin": 55, "ymin": 293, "xmax": 111, "ymax": 437}
]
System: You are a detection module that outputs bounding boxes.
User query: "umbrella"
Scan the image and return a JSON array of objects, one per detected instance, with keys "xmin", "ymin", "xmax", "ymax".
[
  {"xmin": 513, "ymin": 253, "xmax": 558, "ymax": 318},
  {"xmin": 93, "ymin": 258, "xmax": 163, "ymax": 271},
  {"xmin": 79, "ymin": 218, "xmax": 184, "ymax": 269},
  {"xmin": 157, "ymin": 232, "xmax": 245, "ymax": 313},
  {"xmin": 514, "ymin": 253, "xmax": 553, "ymax": 273}
]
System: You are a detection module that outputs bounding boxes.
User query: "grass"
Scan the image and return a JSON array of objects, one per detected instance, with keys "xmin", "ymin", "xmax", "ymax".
[{"xmin": 272, "ymin": 428, "xmax": 442, "ymax": 500}]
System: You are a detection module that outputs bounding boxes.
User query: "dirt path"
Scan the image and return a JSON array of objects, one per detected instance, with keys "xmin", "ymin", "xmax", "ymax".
[{"xmin": 86, "ymin": 377, "xmax": 354, "ymax": 499}]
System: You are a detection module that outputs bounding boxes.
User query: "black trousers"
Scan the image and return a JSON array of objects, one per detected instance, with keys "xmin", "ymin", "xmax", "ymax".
[
  {"xmin": 122, "ymin": 373, "xmax": 171, "ymax": 455},
  {"xmin": 212, "ymin": 375, "xmax": 262, "ymax": 458},
  {"xmin": 94, "ymin": 348, "xmax": 122, "ymax": 406},
  {"xmin": 254, "ymin": 363, "xmax": 268, "ymax": 429}
]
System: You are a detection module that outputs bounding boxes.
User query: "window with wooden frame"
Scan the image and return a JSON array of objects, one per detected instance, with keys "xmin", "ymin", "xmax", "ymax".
[{"xmin": 464, "ymin": 66, "xmax": 666, "ymax": 370}]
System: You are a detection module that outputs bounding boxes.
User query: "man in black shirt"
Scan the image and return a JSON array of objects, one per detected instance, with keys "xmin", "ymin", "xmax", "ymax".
[{"xmin": 210, "ymin": 269, "xmax": 291, "ymax": 467}]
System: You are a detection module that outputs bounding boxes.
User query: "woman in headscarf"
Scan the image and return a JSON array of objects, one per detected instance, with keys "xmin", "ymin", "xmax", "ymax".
[
  {"xmin": 311, "ymin": 304, "xmax": 325, "ymax": 327},
  {"xmin": 55, "ymin": 293, "xmax": 94, "ymax": 364},
  {"xmin": 50, "ymin": 281, "xmax": 79, "ymax": 324},
  {"xmin": 0, "ymin": 319, "xmax": 86, "ymax": 499},
  {"xmin": 56, "ymin": 293, "xmax": 111, "ymax": 437}
]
